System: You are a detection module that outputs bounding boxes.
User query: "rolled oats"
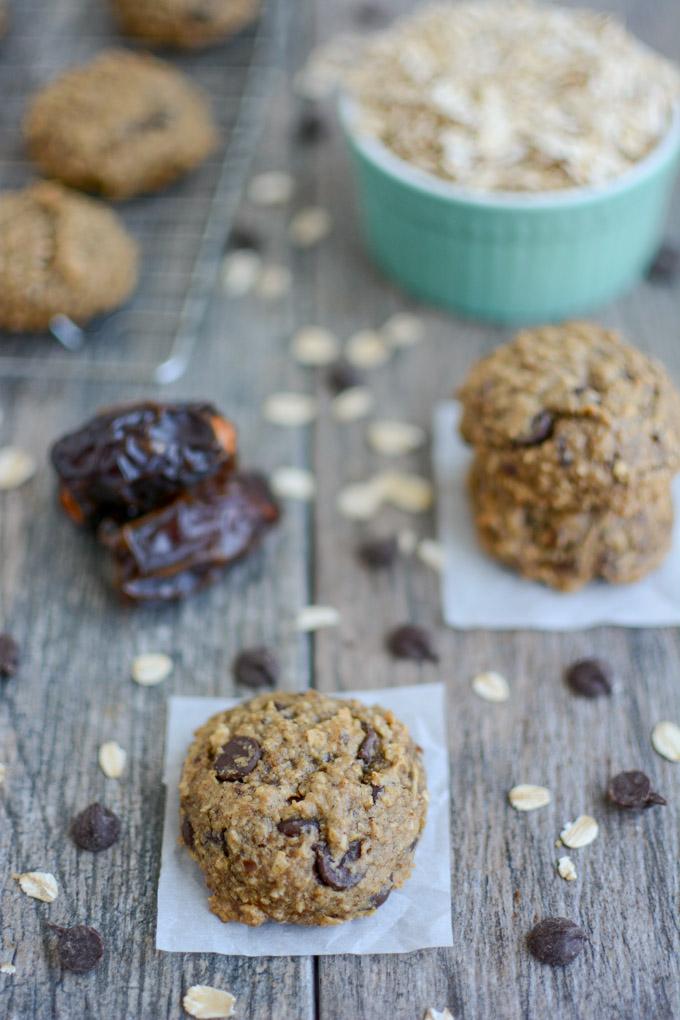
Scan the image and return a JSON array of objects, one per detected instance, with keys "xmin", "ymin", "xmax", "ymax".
[
  {"xmin": 14, "ymin": 871, "xmax": 58, "ymax": 903},
  {"xmin": 131, "ymin": 653, "xmax": 173, "ymax": 686},
  {"xmin": 289, "ymin": 206, "xmax": 333, "ymax": 247},
  {"xmin": 291, "ymin": 326, "xmax": 339, "ymax": 366},
  {"xmin": 382, "ymin": 312, "xmax": 425, "ymax": 348},
  {"xmin": 651, "ymin": 720, "xmax": 680, "ymax": 762},
  {"xmin": 345, "ymin": 329, "xmax": 390, "ymax": 369},
  {"xmin": 332, "ymin": 386, "xmax": 374, "ymax": 422},
  {"xmin": 295, "ymin": 605, "xmax": 341, "ymax": 632},
  {"xmin": 508, "ymin": 784, "xmax": 551, "ymax": 811},
  {"xmin": 560, "ymin": 815, "xmax": 598, "ymax": 848},
  {"xmin": 270, "ymin": 466, "xmax": 316, "ymax": 502},
  {"xmin": 367, "ymin": 420, "xmax": 426, "ymax": 456},
  {"xmin": 263, "ymin": 393, "xmax": 318, "ymax": 427},
  {"xmin": 248, "ymin": 171, "xmax": 294, "ymax": 207},
  {"xmin": 472, "ymin": 671, "xmax": 509, "ymax": 703},
  {"xmin": 557, "ymin": 856, "xmax": 577, "ymax": 882},
  {"xmin": 349, "ymin": 2, "xmax": 680, "ymax": 192},
  {"xmin": 0, "ymin": 448, "xmax": 36, "ymax": 490},
  {"xmin": 98, "ymin": 741, "xmax": 127, "ymax": 779},
  {"xmin": 182, "ymin": 985, "xmax": 236, "ymax": 1019}
]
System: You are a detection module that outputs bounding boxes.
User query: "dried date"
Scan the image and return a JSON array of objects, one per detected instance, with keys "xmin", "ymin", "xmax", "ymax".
[
  {"xmin": 100, "ymin": 469, "xmax": 280, "ymax": 603},
  {"xmin": 51, "ymin": 401, "xmax": 237, "ymax": 527}
]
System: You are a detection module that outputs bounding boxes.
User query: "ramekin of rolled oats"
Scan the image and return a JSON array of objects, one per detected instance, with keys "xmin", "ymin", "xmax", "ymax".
[{"xmin": 341, "ymin": 1, "xmax": 680, "ymax": 322}]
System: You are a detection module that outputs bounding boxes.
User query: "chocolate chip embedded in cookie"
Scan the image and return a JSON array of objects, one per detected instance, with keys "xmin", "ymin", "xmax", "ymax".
[
  {"xmin": 179, "ymin": 690, "xmax": 428, "ymax": 926},
  {"xmin": 0, "ymin": 182, "xmax": 138, "ymax": 332},
  {"xmin": 112, "ymin": 0, "xmax": 260, "ymax": 50},
  {"xmin": 469, "ymin": 460, "xmax": 674, "ymax": 591},
  {"xmin": 24, "ymin": 50, "xmax": 217, "ymax": 199},
  {"xmin": 458, "ymin": 322, "xmax": 680, "ymax": 512}
]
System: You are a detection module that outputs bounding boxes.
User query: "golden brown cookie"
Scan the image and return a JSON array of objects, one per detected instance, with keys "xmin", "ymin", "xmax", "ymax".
[
  {"xmin": 24, "ymin": 50, "xmax": 218, "ymax": 200},
  {"xmin": 469, "ymin": 461, "xmax": 674, "ymax": 591},
  {"xmin": 180, "ymin": 690, "xmax": 428, "ymax": 926},
  {"xmin": 458, "ymin": 322, "xmax": 680, "ymax": 512},
  {"xmin": 0, "ymin": 182, "xmax": 139, "ymax": 332},
  {"xmin": 112, "ymin": 0, "xmax": 260, "ymax": 50}
]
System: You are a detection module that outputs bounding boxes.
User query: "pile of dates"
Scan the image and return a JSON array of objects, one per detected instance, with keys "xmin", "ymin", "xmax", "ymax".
[{"xmin": 51, "ymin": 401, "xmax": 280, "ymax": 603}]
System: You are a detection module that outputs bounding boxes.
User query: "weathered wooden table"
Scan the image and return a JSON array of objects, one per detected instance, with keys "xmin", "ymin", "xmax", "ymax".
[{"xmin": 1, "ymin": 2, "xmax": 679, "ymax": 1018}]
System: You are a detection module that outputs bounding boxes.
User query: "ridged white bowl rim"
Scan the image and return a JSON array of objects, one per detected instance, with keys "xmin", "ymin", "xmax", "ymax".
[{"xmin": 340, "ymin": 96, "xmax": 680, "ymax": 209}]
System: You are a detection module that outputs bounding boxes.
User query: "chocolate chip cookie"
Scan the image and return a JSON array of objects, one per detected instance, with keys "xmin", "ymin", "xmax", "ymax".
[
  {"xmin": 0, "ymin": 182, "xmax": 138, "ymax": 332},
  {"xmin": 180, "ymin": 690, "xmax": 427, "ymax": 926},
  {"xmin": 470, "ymin": 461, "xmax": 673, "ymax": 591},
  {"xmin": 458, "ymin": 322, "xmax": 680, "ymax": 512},
  {"xmin": 24, "ymin": 50, "xmax": 217, "ymax": 200},
  {"xmin": 112, "ymin": 0, "xmax": 260, "ymax": 50}
]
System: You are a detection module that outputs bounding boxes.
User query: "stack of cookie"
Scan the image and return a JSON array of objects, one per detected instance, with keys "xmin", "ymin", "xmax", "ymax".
[{"xmin": 457, "ymin": 322, "xmax": 680, "ymax": 591}]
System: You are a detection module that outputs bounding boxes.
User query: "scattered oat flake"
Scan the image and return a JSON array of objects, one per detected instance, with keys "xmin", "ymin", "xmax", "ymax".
[
  {"xmin": 417, "ymin": 538, "xmax": 444, "ymax": 573},
  {"xmin": 0, "ymin": 963, "xmax": 15, "ymax": 975},
  {"xmin": 132, "ymin": 652, "xmax": 173, "ymax": 686},
  {"xmin": 367, "ymin": 419, "xmax": 426, "ymax": 456},
  {"xmin": 380, "ymin": 471, "xmax": 433, "ymax": 513},
  {"xmin": 472, "ymin": 671, "xmax": 509, "ymax": 703},
  {"xmin": 382, "ymin": 312, "xmax": 425, "ymax": 348},
  {"xmin": 332, "ymin": 386, "xmax": 374, "ymax": 422},
  {"xmin": 508, "ymin": 784, "xmax": 551, "ymax": 812},
  {"xmin": 651, "ymin": 720, "xmax": 680, "ymax": 762},
  {"xmin": 263, "ymin": 392, "xmax": 318, "ymax": 427},
  {"xmin": 255, "ymin": 263, "xmax": 293, "ymax": 300},
  {"xmin": 0, "ymin": 763, "xmax": 5, "ymax": 785},
  {"xmin": 183, "ymin": 984, "xmax": 236, "ymax": 1019},
  {"xmin": 221, "ymin": 250, "xmax": 261, "ymax": 296},
  {"xmin": 15, "ymin": 871, "xmax": 58, "ymax": 903},
  {"xmin": 424, "ymin": 1009, "xmax": 455, "ymax": 1020},
  {"xmin": 98, "ymin": 741, "xmax": 126, "ymax": 780},
  {"xmin": 271, "ymin": 467, "xmax": 316, "ymax": 502},
  {"xmin": 337, "ymin": 477, "xmax": 384, "ymax": 520},
  {"xmin": 557, "ymin": 856, "xmax": 577, "ymax": 882},
  {"xmin": 345, "ymin": 329, "xmax": 390, "ymax": 369},
  {"xmin": 289, "ymin": 206, "xmax": 333, "ymax": 247},
  {"xmin": 295, "ymin": 605, "xmax": 340, "ymax": 632},
  {"xmin": 560, "ymin": 815, "xmax": 598, "ymax": 848},
  {"xmin": 0, "ymin": 448, "xmax": 36, "ymax": 491},
  {"xmin": 291, "ymin": 326, "xmax": 339, "ymax": 366},
  {"xmin": 248, "ymin": 171, "xmax": 294, "ymax": 207}
]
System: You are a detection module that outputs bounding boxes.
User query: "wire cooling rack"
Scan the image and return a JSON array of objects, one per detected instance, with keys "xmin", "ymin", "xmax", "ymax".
[{"xmin": 0, "ymin": 0, "xmax": 282, "ymax": 384}]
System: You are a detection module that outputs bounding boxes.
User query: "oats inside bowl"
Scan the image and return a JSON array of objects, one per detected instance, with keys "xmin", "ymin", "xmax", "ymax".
[{"xmin": 348, "ymin": 0, "xmax": 680, "ymax": 192}]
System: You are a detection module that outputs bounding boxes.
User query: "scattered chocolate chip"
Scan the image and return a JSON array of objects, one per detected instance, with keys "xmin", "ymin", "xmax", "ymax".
[
  {"xmin": 515, "ymin": 410, "xmax": 554, "ymax": 446},
  {"xmin": 0, "ymin": 633, "xmax": 19, "ymax": 678},
  {"xmin": 70, "ymin": 803, "xmax": 121, "ymax": 852},
  {"xmin": 369, "ymin": 885, "xmax": 392, "ymax": 908},
  {"xmin": 49, "ymin": 925, "xmax": 104, "ymax": 974},
  {"xmin": 232, "ymin": 646, "xmax": 279, "ymax": 689},
  {"xmin": 214, "ymin": 736, "xmax": 262, "ymax": 782},
  {"xmin": 278, "ymin": 817, "xmax": 319, "ymax": 837},
  {"xmin": 326, "ymin": 360, "xmax": 362, "ymax": 394},
  {"xmin": 294, "ymin": 109, "xmax": 327, "ymax": 145},
  {"xmin": 357, "ymin": 536, "xmax": 398, "ymax": 570},
  {"xmin": 527, "ymin": 917, "xmax": 588, "ymax": 966},
  {"xmin": 565, "ymin": 658, "xmax": 612, "ymax": 698},
  {"xmin": 314, "ymin": 840, "xmax": 364, "ymax": 890},
  {"xmin": 608, "ymin": 770, "xmax": 666, "ymax": 810},
  {"xmin": 370, "ymin": 784, "xmax": 384, "ymax": 804},
  {"xmin": 357, "ymin": 725, "xmax": 380, "ymax": 764},
  {"xmin": 387, "ymin": 624, "xmax": 438, "ymax": 663},
  {"xmin": 647, "ymin": 242, "xmax": 679, "ymax": 284},
  {"xmin": 181, "ymin": 815, "xmax": 195, "ymax": 849},
  {"xmin": 226, "ymin": 223, "xmax": 262, "ymax": 253}
]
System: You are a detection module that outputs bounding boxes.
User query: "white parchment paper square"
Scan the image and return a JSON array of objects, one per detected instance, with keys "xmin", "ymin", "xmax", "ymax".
[
  {"xmin": 157, "ymin": 683, "xmax": 452, "ymax": 956},
  {"xmin": 434, "ymin": 401, "xmax": 680, "ymax": 631}
]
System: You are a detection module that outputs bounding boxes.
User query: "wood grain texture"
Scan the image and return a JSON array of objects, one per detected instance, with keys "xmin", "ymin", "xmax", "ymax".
[{"xmin": 2, "ymin": 1, "xmax": 680, "ymax": 1019}]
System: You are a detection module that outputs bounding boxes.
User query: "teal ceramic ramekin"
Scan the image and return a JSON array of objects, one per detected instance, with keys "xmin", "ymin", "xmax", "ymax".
[{"xmin": 341, "ymin": 100, "xmax": 680, "ymax": 324}]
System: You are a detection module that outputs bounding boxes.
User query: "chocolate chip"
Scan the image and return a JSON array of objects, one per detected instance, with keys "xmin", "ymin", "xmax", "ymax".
[
  {"xmin": 515, "ymin": 410, "xmax": 554, "ymax": 446},
  {"xmin": 565, "ymin": 658, "xmax": 612, "ymax": 698},
  {"xmin": 232, "ymin": 646, "xmax": 279, "ymax": 689},
  {"xmin": 369, "ymin": 885, "xmax": 392, "ymax": 908},
  {"xmin": 181, "ymin": 815, "xmax": 195, "ymax": 849},
  {"xmin": 278, "ymin": 817, "xmax": 319, "ymax": 837},
  {"xmin": 214, "ymin": 736, "xmax": 262, "ymax": 782},
  {"xmin": 314, "ymin": 840, "xmax": 364, "ymax": 890},
  {"xmin": 387, "ymin": 624, "xmax": 438, "ymax": 663},
  {"xmin": 527, "ymin": 917, "xmax": 587, "ymax": 966},
  {"xmin": 357, "ymin": 725, "xmax": 380, "ymax": 764},
  {"xmin": 370, "ymin": 784, "xmax": 384, "ymax": 804},
  {"xmin": 326, "ymin": 360, "xmax": 362, "ymax": 394},
  {"xmin": 647, "ymin": 242, "xmax": 679, "ymax": 284},
  {"xmin": 203, "ymin": 829, "xmax": 229, "ymax": 855},
  {"xmin": 357, "ymin": 536, "xmax": 398, "ymax": 570},
  {"xmin": 295, "ymin": 109, "xmax": 327, "ymax": 145},
  {"xmin": 0, "ymin": 633, "xmax": 19, "ymax": 678},
  {"xmin": 226, "ymin": 223, "xmax": 262, "ymax": 253},
  {"xmin": 70, "ymin": 803, "xmax": 121, "ymax": 852},
  {"xmin": 608, "ymin": 770, "xmax": 666, "ymax": 810},
  {"xmin": 49, "ymin": 925, "xmax": 104, "ymax": 974}
]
